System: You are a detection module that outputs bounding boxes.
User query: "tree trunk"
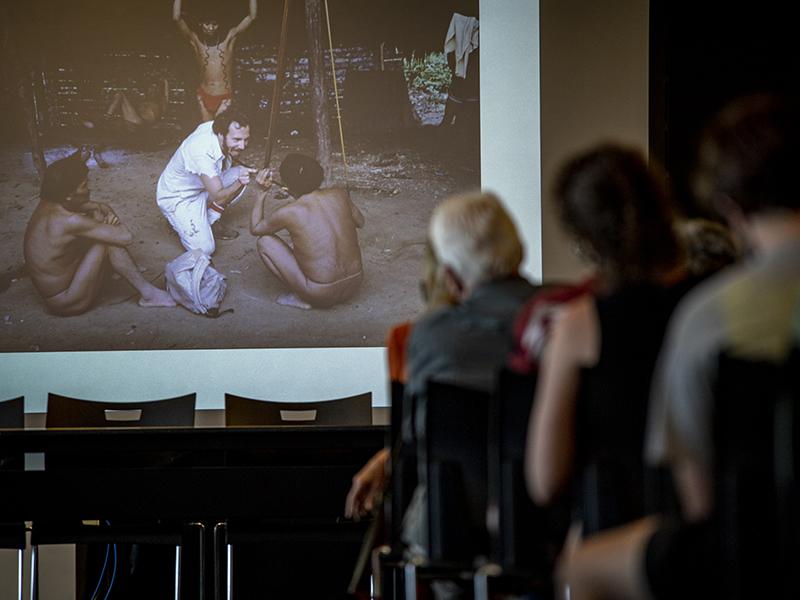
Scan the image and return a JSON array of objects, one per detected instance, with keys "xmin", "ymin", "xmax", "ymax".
[
  {"xmin": 18, "ymin": 74, "xmax": 46, "ymax": 179},
  {"xmin": 304, "ymin": 0, "xmax": 332, "ymax": 184}
]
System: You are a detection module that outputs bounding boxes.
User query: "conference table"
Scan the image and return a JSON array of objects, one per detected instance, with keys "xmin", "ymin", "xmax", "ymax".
[{"xmin": 0, "ymin": 424, "xmax": 386, "ymax": 598}]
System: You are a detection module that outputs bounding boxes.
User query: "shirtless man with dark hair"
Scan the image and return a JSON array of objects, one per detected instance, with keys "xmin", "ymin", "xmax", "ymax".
[
  {"xmin": 251, "ymin": 154, "xmax": 365, "ymax": 309},
  {"xmin": 24, "ymin": 152, "xmax": 175, "ymax": 316},
  {"xmin": 173, "ymin": 0, "xmax": 257, "ymax": 122}
]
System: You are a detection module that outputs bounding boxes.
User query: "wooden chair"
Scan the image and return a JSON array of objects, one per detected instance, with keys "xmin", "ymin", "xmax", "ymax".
[
  {"xmin": 404, "ymin": 380, "xmax": 491, "ymax": 600},
  {"xmin": 220, "ymin": 391, "xmax": 374, "ymax": 599},
  {"xmin": 0, "ymin": 396, "xmax": 26, "ymax": 600},
  {"xmin": 31, "ymin": 393, "xmax": 198, "ymax": 600},
  {"xmin": 712, "ymin": 348, "xmax": 800, "ymax": 600},
  {"xmin": 224, "ymin": 392, "xmax": 372, "ymax": 426}
]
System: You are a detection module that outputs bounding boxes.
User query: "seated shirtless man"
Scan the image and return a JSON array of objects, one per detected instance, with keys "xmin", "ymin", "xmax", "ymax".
[
  {"xmin": 23, "ymin": 151, "xmax": 175, "ymax": 316},
  {"xmin": 251, "ymin": 153, "xmax": 365, "ymax": 309}
]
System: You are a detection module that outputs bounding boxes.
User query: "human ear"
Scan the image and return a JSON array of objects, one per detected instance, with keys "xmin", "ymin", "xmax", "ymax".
[{"xmin": 443, "ymin": 265, "xmax": 466, "ymax": 301}]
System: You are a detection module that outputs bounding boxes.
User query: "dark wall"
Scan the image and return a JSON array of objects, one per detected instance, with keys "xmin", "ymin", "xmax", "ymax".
[
  {"xmin": 0, "ymin": 0, "xmax": 479, "ymax": 143},
  {"xmin": 650, "ymin": 1, "xmax": 799, "ymax": 216}
]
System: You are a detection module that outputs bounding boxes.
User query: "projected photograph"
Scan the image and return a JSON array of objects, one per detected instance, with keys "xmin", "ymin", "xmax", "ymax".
[{"xmin": 0, "ymin": 0, "xmax": 480, "ymax": 352}]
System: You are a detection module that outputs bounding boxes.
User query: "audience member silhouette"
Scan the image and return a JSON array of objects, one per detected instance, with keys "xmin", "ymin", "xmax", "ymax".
[
  {"xmin": 559, "ymin": 94, "xmax": 800, "ymax": 600},
  {"xmin": 525, "ymin": 145, "xmax": 696, "ymax": 548}
]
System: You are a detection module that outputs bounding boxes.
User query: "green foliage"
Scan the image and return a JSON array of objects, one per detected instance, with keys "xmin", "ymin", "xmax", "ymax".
[{"xmin": 403, "ymin": 52, "xmax": 451, "ymax": 96}]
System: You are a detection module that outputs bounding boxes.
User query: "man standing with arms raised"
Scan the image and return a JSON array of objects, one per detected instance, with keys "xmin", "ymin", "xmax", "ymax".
[{"xmin": 173, "ymin": 0, "xmax": 257, "ymax": 122}]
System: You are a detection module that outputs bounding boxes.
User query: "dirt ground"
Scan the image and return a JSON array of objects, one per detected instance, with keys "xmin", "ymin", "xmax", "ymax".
[{"xmin": 0, "ymin": 125, "xmax": 479, "ymax": 352}]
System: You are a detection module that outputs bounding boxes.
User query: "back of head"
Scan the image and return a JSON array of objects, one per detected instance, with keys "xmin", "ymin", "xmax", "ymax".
[
  {"xmin": 556, "ymin": 144, "xmax": 680, "ymax": 286},
  {"xmin": 212, "ymin": 106, "xmax": 250, "ymax": 135},
  {"xmin": 429, "ymin": 191, "xmax": 523, "ymax": 290},
  {"xmin": 40, "ymin": 152, "xmax": 88, "ymax": 204},
  {"xmin": 694, "ymin": 93, "xmax": 800, "ymax": 216},
  {"xmin": 280, "ymin": 153, "xmax": 324, "ymax": 198},
  {"xmin": 678, "ymin": 218, "xmax": 740, "ymax": 277}
]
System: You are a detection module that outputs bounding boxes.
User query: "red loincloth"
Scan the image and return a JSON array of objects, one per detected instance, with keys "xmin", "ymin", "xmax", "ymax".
[{"xmin": 196, "ymin": 87, "xmax": 232, "ymax": 115}]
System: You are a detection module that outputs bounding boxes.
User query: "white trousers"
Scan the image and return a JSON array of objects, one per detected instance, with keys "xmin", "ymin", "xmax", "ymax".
[{"xmin": 158, "ymin": 168, "xmax": 245, "ymax": 256}]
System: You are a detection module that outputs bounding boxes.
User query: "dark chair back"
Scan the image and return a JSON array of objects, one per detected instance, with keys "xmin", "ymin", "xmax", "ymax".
[
  {"xmin": 424, "ymin": 381, "xmax": 490, "ymax": 564},
  {"xmin": 713, "ymin": 348, "xmax": 800, "ymax": 600},
  {"xmin": 0, "ymin": 396, "xmax": 26, "ymax": 550},
  {"xmin": 0, "ymin": 397, "xmax": 24, "ymax": 471},
  {"xmin": 0, "ymin": 396, "xmax": 23, "ymax": 429},
  {"xmin": 225, "ymin": 392, "xmax": 372, "ymax": 426},
  {"xmin": 386, "ymin": 381, "xmax": 417, "ymax": 550},
  {"xmin": 488, "ymin": 369, "xmax": 568, "ymax": 574},
  {"xmin": 46, "ymin": 393, "xmax": 196, "ymax": 428}
]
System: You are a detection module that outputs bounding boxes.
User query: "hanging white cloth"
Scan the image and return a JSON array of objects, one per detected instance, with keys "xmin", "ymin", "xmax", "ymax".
[{"xmin": 444, "ymin": 13, "xmax": 480, "ymax": 79}]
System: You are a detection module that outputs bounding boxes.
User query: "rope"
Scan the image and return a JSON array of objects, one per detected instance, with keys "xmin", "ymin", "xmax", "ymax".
[
  {"xmin": 324, "ymin": 0, "xmax": 349, "ymax": 186},
  {"xmin": 264, "ymin": 0, "xmax": 291, "ymax": 168}
]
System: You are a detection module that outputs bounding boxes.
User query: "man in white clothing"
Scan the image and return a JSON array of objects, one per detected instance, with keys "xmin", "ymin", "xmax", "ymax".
[{"xmin": 157, "ymin": 108, "xmax": 266, "ymax": 255}]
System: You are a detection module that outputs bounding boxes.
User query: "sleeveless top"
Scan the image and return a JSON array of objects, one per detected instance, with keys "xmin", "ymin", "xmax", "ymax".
[{"xmin": 575, "ymin": 277, "xmax": 699, "ymax": 535}]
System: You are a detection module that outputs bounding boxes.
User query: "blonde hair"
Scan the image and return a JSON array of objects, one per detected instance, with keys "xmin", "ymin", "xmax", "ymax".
[{"xmin": 429, "ymin": 191, "xmax": 523, "ymax": 290}]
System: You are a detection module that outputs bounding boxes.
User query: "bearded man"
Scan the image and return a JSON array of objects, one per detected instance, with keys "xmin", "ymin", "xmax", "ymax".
[{"xmin": 157, "ymin": 107, "xmax": 268, "ymax": 255}]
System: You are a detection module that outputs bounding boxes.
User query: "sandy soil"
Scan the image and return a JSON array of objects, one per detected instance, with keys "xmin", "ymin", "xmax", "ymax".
[{"xmin": 0, "ymin": 126, "xmax": 478, "ymax": 352}]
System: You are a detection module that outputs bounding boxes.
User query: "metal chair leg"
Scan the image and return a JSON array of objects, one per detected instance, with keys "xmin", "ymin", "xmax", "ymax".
[
  {"xmin": 29, "ymin": 544, "xmax": 37, "ymax": 600},
  {"xmin": 174, "ymin": 545, "xmax": 181, "ymax": 600},
  {"xmin": 371, "ymin": 545, "xmax": 390, "ymax": 599},
  {"xmin": 17, "ymin": 548, "xmax": 24, "ymax": 600},
  {"xmin": 226, "ymin": 543, "xmax": 233, "ymax": 600},
  {"xmin": 194, "ymin": 522, "xmax": 206, "ymax": 600},
  {"xmin": 404, "ymin": 557, "xmax": 420, "ymax": 600},
  {"xmin": 473, "ymin": 563, "xmax": 501, "ymax": 600},
  {"xmin": 212, "ymin": 522, "xmax": 226, "ymax": 600}
]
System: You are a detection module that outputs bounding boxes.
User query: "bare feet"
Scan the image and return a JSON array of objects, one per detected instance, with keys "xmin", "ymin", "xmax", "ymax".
[
  {"xmin": 276, "ymin": 293, "xmax": 312, "ymax": 310},
  {"xmin": 138, "ymin": 289, "xmax": 176, "ymax": 308}
]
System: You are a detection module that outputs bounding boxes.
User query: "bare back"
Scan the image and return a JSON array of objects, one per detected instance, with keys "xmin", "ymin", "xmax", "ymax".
[{"xmin": 278, "ymin": 189, "xmax": 363, "ymax": 283}]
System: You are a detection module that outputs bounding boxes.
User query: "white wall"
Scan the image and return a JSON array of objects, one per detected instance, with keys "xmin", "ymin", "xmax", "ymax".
[
  {"xmin": 0, "ymin": 348, "xmax": 388, "ymax": 411},
  {"xmin": 481, "ymin": 0, "xmax": 542, "ymax": 281}
]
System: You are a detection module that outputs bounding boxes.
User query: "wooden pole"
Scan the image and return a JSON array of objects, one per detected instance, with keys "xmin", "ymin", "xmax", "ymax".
[
  {"xmin": 263, "ymin": 0, "xmax": 291, "ymax": 169},
  {"xmin": 3, "ymin": 4, "xmax": 46, "ymax": 178},
  {"xmin": 304, "ymin": 0, "xmax": 332, "ymax": 184}
]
